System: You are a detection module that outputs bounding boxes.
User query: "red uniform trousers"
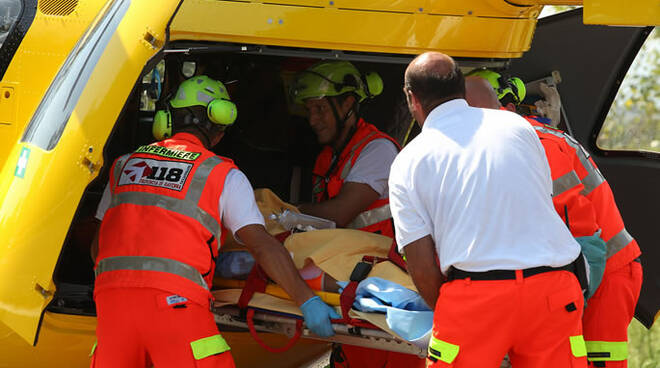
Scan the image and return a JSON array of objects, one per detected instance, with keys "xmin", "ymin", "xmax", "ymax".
[
  {"xmin": 427, "ymin": 270, "xmax": 587, "ymax": 368},
  {"xmin": 583, "ymin": 260, "xmax": 643, "ymax": 367},
  {"xmin": 336, "ymin": 345, "xmax": 425, "ymax": 368},
  {"xmin": 91, "ymin": 288, "xmax": 235, "ymax": 368}
]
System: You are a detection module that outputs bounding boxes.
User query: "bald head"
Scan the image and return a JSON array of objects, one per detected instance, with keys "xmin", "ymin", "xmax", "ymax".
[
  {"xmin": 404, "ymin": 52, "xmax": 465, "ymax": 115},
  {"xmin": 465, "ymin": 76, "xmax": 501, "ymax": 110},
  {"xmin": 405, "ymin": 52, "xmax": 456, "ymax": 83}
]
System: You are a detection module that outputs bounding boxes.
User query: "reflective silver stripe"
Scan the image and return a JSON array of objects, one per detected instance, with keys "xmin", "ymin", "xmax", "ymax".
[
  {"xmin": 112, "ymin": 154, "xmax": 131, "ymax": 186},
  {"xmin": 533, "ymin": 126, "xmax": 605, "ymax": 196},
  {"xmin": 581, "ymin": 167, "xmax": 606, "ymax": 196},
  {"xmin": 553, "ymin": 170, "xmax": 581, "ymax": 197},
  {"xmin": 347, "ymin": 204, "xmax": 391, "ymax": 229},
  {"xmin": 196, "ymin": 90, "xmax": 215, "ymax": 104},
  {"xmin": 340, "ymin": 132, "xmax": 378, "ymax": 180},
  {"xmin": 110, "ymin": 156, "xmax": 224, "ymax": 240},
  {"xmin": 185, "ymin": 156, "xmax": 222, "ymax": 204},
  {"xmin": 96, "ymin": 256, "xmax": 208, "ymax": 290},
  {"xmin": 110, "ymin": 192, "xmax": 221, "ymax": 240},
  {"xmin": 606, "ymin": 228, "xmax": 634, "ymax": 259}
]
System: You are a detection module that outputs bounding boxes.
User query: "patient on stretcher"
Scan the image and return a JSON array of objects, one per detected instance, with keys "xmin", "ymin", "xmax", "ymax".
[
  {"xmin": 215, "ymin": 188, "xmax": 340, "ymax": 291},
  {"xmin": 212, "ymin": 189, "xmax": 433, "ymax": 351}
]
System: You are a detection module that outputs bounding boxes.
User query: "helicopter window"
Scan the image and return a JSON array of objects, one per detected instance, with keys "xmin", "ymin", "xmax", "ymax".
[
  {"xmin": 20, "ymin": 0, "xmax": 129, "ymax": 150},
  {"xmin": 0, "ymin": 0, "xmax": 22, "ymax": 49},
  {"xmin": 597, "ymin": 27, "xmax": 659, "ymax": 154},
  {"xmin": 140, "ymin": 60, "xmax": 165, "ymax": 112},
  {"xmin": 182, "ymin": 61, "xmax": 197, "ymax": 78}
]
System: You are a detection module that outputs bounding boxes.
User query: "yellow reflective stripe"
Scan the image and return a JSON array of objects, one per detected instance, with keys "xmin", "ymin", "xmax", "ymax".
[
  {"xmin": 428, "ymin": 336, "xmax": 459, "ymax": 364},
  {"xmin": 89, "ymin": 341, "xmax": 97, "ymax": 357},
  {"xmin": 570, "ymin": 335, "xmax": 587, "ymax": 357},
  {"xmin": 190, "ymin": 334, "xmax": 231, "ymax": 360},
  {"xmin": 585, "ymin": 341, "xmax": 629, "ymax": 361}
]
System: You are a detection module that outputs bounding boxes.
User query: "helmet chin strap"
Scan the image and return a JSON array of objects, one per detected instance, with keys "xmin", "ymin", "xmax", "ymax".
[{"xmin": 328, "ymin": 97, "xmax": 358, "ymax": 155}]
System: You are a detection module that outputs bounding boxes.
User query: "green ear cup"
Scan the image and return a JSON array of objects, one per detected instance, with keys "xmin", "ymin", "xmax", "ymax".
[
  {"xmin": 466, "ymin": 68, "xmax": 526, "ymax": 105},
  {"xmin": 508, "ymin": 77, "xmax": 526, "ymax": 104},
  {"xmin": 153, "ymin": 109, "xmax": 172, "ymax": 140},
  {"xmin": 363, "ymin": 71, "xmax": 383, "ymax": 98},
  {"xmin": 207, "ymin": 99, "xmax": 238, "ymax": 126}
]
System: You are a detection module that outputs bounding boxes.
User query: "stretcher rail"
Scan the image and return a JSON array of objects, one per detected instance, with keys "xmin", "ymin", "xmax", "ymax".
[{"xmin": 212, "ymin": 306, "xmax": 425, "ymax": 358}]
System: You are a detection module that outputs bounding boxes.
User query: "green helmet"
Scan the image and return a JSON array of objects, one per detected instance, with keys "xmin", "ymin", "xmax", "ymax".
[
  {"xmin": 152, "ymin": 75, "xmax": 237, "ymax": 140},
  {"xmin": 291, "ymin": 61, "xmax": 383, "ymax": 104},
  {"xmin": 466, "ymin": 68, "xmax": 526, "ymax": 105},
  {"xmin": 170, "ymin": 75, "xmax": 237, "ymax": 125}
]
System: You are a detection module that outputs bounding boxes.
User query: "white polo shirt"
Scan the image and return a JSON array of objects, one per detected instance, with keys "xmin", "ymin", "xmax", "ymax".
[{"xmin": 389, "ymin": 99, "xmax": 580, "ymax": 274}]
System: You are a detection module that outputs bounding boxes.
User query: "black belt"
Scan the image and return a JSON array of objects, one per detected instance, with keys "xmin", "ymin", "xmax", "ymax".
[{"xmin": 448, "ymin": 263, "xmax": 576, "ymax": 281}]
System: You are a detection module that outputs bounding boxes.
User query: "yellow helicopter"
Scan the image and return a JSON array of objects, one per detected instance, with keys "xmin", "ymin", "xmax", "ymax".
[{"xmin": 0, "ymin": 0, "xmax": 657, "ymax": 367}]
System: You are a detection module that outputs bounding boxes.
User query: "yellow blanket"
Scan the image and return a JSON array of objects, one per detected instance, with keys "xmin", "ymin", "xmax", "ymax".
[{"xmin": 213, "ymin": 188, "xmax": 416, "ymax": 340}]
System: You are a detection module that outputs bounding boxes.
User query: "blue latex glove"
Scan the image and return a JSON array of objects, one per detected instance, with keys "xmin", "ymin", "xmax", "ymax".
[
  {"xmin": 575, "ymin": 231, "xmax": 607, "ymax": 300},
  {"xmin": 299, "ymin": 296, "xmax": 341, "ymax": 337}
]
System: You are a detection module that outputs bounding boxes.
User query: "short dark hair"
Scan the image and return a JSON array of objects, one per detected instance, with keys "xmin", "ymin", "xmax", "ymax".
[
  {"xmin": 172, "ymin": 105, "xmax": 226, "ymax": 144},
  {"xmin": 405, "ymin": 62, "xmax": 465, "ymax": 115}
]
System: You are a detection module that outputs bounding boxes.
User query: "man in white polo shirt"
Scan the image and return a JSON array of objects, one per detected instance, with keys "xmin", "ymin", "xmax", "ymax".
[{"xmin": 389, "ymin": 52, "xmax": 588, "ymax": 367}]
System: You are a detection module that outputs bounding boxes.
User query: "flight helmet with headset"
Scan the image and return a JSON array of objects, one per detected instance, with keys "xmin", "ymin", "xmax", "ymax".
[
  {"xmin": 291, "ymin": 60, "xmax": 383, "ymax": 104},
  {"xmin": 153, "ymin": 75, "xmax": 237, "ymax": 140},
  {"xmin": 466, "ymin": 68, "xmax": 526, "ymax": 106},
  {"xmin": 290, "ymin": 61, "xmax": 383, "ymax": 134}
]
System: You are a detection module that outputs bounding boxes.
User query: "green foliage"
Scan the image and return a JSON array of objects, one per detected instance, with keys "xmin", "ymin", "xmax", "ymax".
[
  {"xmin": 628, "ymin": 319, "xmax": 660, "ymax": 368},
  {"xmin": 598, "ymin": 28, "xmax": 660, "ymax": 153}
]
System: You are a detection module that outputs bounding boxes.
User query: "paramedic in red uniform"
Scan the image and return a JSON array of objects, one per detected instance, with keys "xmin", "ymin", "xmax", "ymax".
[
  {"xmin": 291, "ymin": 61, "xmax": 424, "ymax": 368},
  {"xmin": 91, "ymin": 75, "xmax": 338, "ymax": 368},
  {"xmin": 390, "ymin": 52, "xmax": 588, "ymax": 367},
  {"xmin": 465, "ymin": 71, "xmax": 643, "ymax": 368}
]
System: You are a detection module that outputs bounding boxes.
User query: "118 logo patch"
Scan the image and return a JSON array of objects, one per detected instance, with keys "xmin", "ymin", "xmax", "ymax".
[{"xmin": 118, "ymin": 158, "xmax": 193, "ymax": 191}]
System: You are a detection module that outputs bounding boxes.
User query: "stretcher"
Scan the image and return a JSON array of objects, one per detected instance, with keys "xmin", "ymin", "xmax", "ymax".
[
  {"xmin": 212, "ymin": 304, "xmax": 425, "ymax": 357},
  {"xmin": 212, "ymin": 189, "xmax": 428, "ymax": 359}
]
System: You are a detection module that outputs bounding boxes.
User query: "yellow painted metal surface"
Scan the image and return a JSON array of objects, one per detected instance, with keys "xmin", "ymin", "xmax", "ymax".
[
  {"xmin": 0, "ymin": 313, "xmax": 97, "ymax": 368},
  {"xmin": 583, "ymin": 0, "xmax": 660, "ymax": 26},
  {"xmin": 0, "ymin": 0, "xmax": 652, "ymax": 362},
  {"xmin": 170, "ymin": 0, "xmax": 540, "ymax": 58},
  {"xmin": 509, "ymin": 0, "xmax": 582, "ymax": 5},
  {"xmin": 245, "ymin": 0, "xmax": 540, "ymax": 18},
  {"xmin": 0, "ymin": 312, "xmax": 328, "ymax": 368},
  {"xmin": 0, "ymin": 1, "xmax": 107, "ymax": 171},
  {"xmin": 0, "ymin": 0, "xmax": 181, "ymax": 344},
  {"xmin": 508, "ymin": 0, "xmax": 658, "ymax": 25}
]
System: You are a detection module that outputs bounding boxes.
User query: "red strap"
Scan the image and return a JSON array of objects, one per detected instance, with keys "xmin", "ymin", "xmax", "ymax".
[
  {"xmin": 339, "ymin": 281, "xmax": 359, "ymax": 322},
  {"xmin": 238, "ymin": 231, "xmax": 290, "ymax": 310},
  {"xmin": 332, "ymin": 256, "xmax": 386, "ymax": 330},
  {"xmin": 238, "ymin": 265, "xmax": 268, "ymax": 310},
  {"xmin": 247, "ymin": 309, "xmax": 303, "ymax": 353},
  {"xmin": 274, "ymin": 231, "xmax": 292, "ymax": 243},
  {"xmin": 387, "ymin": 240, "xmax": 407, "ymax": 272}
]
